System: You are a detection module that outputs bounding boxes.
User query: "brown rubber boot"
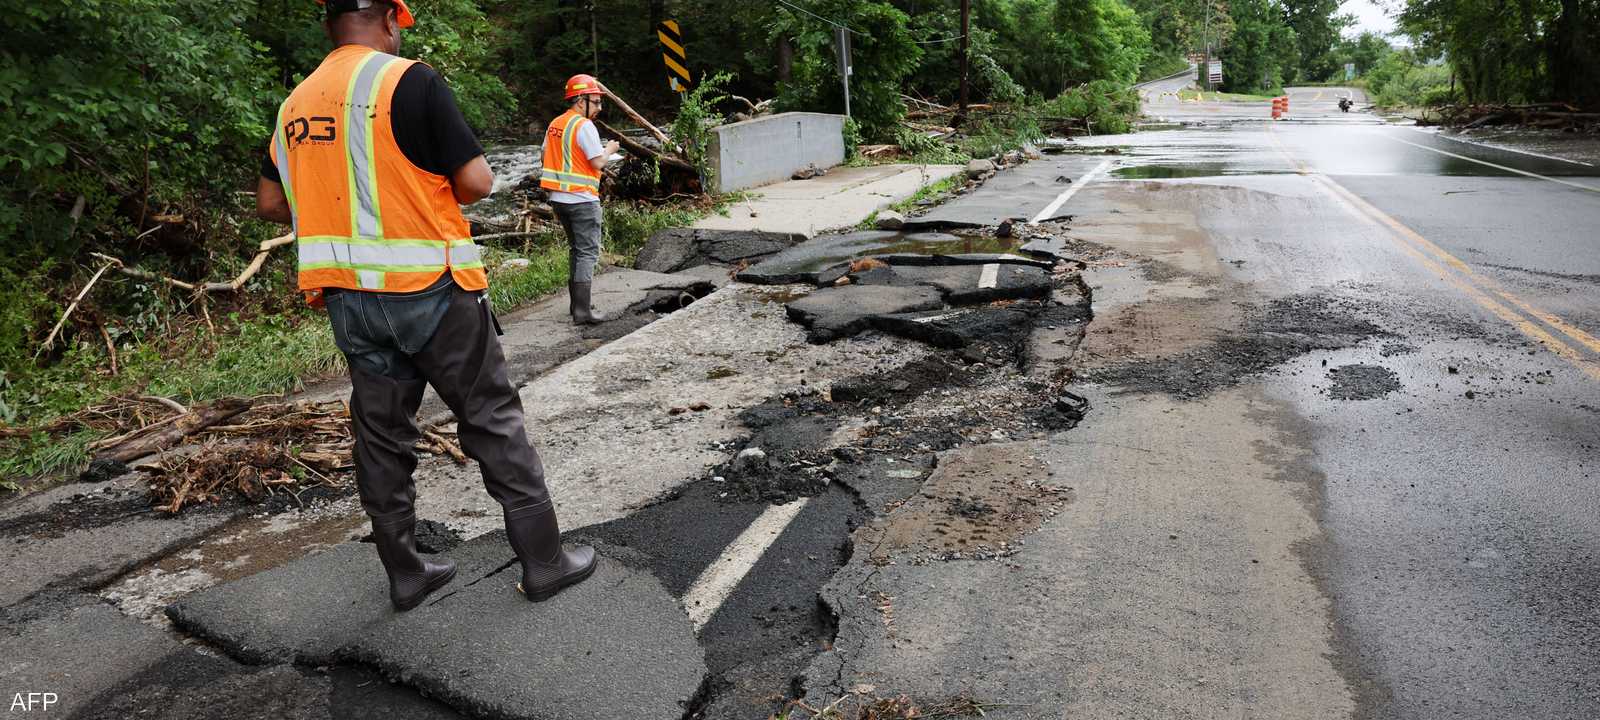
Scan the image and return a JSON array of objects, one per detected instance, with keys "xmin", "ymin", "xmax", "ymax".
[
  {"xmin": 505, "ymin": 503, "xmax": 597, "ymax": 602},
  {"xmin": 568, "ymin": 281, "xmax": 608, "ymax": 325},
  {"xmin": 371, "ymin": 513, "xmax": 457, "ymax": 611}
]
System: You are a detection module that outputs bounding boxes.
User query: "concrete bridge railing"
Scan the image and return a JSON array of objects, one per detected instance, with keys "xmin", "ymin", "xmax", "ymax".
[{"xmin": 706, "ymin": 112, "xmax": 846, "ymax": 194}]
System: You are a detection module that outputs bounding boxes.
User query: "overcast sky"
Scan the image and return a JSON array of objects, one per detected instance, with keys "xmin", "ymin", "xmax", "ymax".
[{"xmin": 1343, "ymin": 0, "xmax": 1399, "ymax": 38}]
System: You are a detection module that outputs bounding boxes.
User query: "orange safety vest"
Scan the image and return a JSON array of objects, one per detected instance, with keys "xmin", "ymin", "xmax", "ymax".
[
  {"xmin": 270, "ymin": 45, "xmax": 488, "ymax": 301},
  {"xmin": 539, "ymin": 109, "xmax": 602, "ymax": 197}
]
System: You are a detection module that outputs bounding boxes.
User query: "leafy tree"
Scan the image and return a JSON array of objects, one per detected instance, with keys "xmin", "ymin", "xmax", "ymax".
[
  {"xmin": 1399, "ymin": 0, "xmax": 1600, "ymax": 106},
  {"xmin": 768, "ymin": 0, "xmax": 922, "ymax": 140},
  {"xmin": 1330, "ymin": 30, "xmax": 1393, "ymax": 77},
  {"xmin": 1219, "ymin": 0, "xmax": 1296, "ymax": 92},
  {"xmin": 1280, "ymin": 0, "xmax": 1345, "ymax": 81}
]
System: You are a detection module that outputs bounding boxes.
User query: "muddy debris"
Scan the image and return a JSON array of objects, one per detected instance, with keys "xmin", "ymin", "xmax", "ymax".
[
  {"xmin": 1088, "ymin": 293, "xmax": 1390, "ymax": 400},
  {"xmin": 1326, "ymin": 363, "xmax": 1403, "ymax": 400},
  {"xmin": 860, "ymin": 444, "xmax": 1070, "ymax": 564}
]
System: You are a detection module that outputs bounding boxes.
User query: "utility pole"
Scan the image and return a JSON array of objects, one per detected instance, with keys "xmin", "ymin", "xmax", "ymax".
[
  {"xmin": 589, "ymin": 2, "xmax": 599, "ymax": 75},
  {"xmin": 955, "ymin": 0, "xmax": 971, "ymax": 127},
  {"xmin": 1201, "ymin": 0, "xmax": 1213, "ymax": 91}
]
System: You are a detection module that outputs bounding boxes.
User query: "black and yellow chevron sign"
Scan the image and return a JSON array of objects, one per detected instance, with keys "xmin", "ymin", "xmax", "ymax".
[{"xmin": 657, "ymin": 20, "xmax": 691, "ymax": 93}]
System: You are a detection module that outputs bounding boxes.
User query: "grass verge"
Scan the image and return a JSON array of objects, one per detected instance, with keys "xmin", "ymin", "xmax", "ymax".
[{"xmin": 857, "ymin": 172, "xmax": 967, "ymax": 229}]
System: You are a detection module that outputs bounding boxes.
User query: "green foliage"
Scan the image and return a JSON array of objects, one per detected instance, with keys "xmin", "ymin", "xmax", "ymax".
[
  {"xmin": 404, "ymin": 0, "xmax": 518, "ymax": 129},
  {"xmin": 1330, "ymin": 31, "xmax": 1393, "ymax": 78},
  {"xmin": 1398, "ymin": 0, "xmax": 1600, "ymax": 106},
  {"xmin": 770, "ymin": 1, "xmax": 922, "ymax": 141},
  {"xmin": 1365, "ymin": 50, "xmax": 1457, "ymax": 107},
  {"xmin": 1280, "ymin": 0, "xmax": 1347, "ymax": 83},
  {"xmin": 668, "ymin": 72, "xmax": 733, "ymax": 187},
  {"xmin": 980, "ymin": 0, "xmax": 1151, "ymax": 96},
  {"xmin": 604, "ymin": 201, "xmax": 708, "ymax": 260},
  {"xmin": 842, "ymin": 117, "xmax": 865, "ymax": 160},
  {"xmin": 895, "ymin": 127, "xmax": 971, "ymax": 165},
  {"xmin": 1042, "ymin": 80, "xmax": 1142, "ymax": 134},
  {"xmin": 1219, "ymin": 0, "xmax": 1298, "ymax": 93}
]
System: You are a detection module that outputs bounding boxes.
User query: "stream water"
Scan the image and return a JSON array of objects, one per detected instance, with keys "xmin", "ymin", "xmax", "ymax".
[{"xmin": 462, "ymin": 143, "xmax": 542, "ymax": 229}]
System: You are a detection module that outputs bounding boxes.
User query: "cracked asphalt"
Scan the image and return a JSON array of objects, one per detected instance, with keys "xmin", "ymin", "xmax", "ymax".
[{"xmin": 6, "ymin": 69, "xmax": 1600, "ymax": 719}]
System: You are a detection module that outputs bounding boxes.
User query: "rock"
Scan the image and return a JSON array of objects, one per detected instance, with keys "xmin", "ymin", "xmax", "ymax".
[
  {"xmin": 996, "ymin": 219, "xmax": 1015, "ymax": 238},
  {"xmin": 498, "ymin": 257, "xmax": 531, "ymax": 271},
  {"xmin": 875, "ymin": 209, "xmax": 907, "ymax": 230},
  {"xmin": 1002, "ymin": 150, "xmax": 1025, "ymax": 166},
  {"xmin": 791, "ymin": 164, "xmax": 827, "ymax": 180},
  {"xmin": 734, "ymin": 447, "xmax": 769, "ymax": 472},
  {"xmin": 965, "ymin": 159, "xmax": 996, "ymax": 179},
  {"xmin": 1022, "ymin": 142, "xmax": 1043, "ymax": 160}
]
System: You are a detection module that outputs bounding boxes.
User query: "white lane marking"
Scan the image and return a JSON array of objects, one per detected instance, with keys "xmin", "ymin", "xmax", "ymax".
[
  {"xmin": 1030, "ymin": 159, "xmax": 1112, "ymax": 223},
  {"xmin": 682, "ymin": 498, "xmax": 810, "ymax": 630},
  {"xmin": 1375, "ymin": 132, "xmax": 1600, "ymax": 193},
  {"xmin": 1404, "ymin": 125, "xmax": 1596, "ymax": 168},
  {"xmin": 978, "ymin": 263, "xmax": 1000, "ymax": 289}
]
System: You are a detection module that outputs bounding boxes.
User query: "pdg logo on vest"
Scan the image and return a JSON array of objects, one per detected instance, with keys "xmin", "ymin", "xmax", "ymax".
[{"xmin": 284, "ymin": 116, "xmax": 338, "ymax": 148}]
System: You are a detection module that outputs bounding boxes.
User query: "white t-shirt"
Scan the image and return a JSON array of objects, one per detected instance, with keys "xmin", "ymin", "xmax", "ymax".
[{"xmin": 548, "ymin": 119, "xmax": 605, "ymax": 205}]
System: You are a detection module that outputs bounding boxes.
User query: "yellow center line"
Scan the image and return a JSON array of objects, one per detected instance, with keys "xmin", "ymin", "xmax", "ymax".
[{"xmin": 1264, "ymin": 122, "xmax": 1600, "ymax": 382}]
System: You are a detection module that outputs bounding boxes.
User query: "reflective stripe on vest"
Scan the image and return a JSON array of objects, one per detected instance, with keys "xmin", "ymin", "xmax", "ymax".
[
  {"xmin": 272, "ymin": 47, "xmax": 487, "ymax": 294},
  {"xmin": 539, "ymin": 111, "xmax": 601, "ymax": 194}
]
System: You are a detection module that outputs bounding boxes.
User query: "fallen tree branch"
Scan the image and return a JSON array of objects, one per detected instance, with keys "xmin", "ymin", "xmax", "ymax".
[
  {"xmin": 39, "ymin": 260, "xmax": 117, "ymax": 355},
  {"xmin": 89, "ymin": 232, "xmax": 294, "ymax": 295},
  {"xmin": 597, "ymin": 81, "xmax": 677, "ymax": 151},
  {"xmin": 594, "ymin": 118, "xmax": 696, "ymax": 172},
  {"xmin": 139, "ymin": 395, "xmax": 189, "ymax": 415},
  {"xmin": 94, "ymin": 397, "xmax": 253, "ymax": 463}
]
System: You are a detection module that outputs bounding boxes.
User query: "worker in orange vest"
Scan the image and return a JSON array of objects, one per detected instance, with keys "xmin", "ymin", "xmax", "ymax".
[
  {"xmin": 255, "ymin": 0, "xmax": 595, "ymax": 611},
  {"xmin": 540, "ymin": 74, "xmax": 621, "ymax": 324}
]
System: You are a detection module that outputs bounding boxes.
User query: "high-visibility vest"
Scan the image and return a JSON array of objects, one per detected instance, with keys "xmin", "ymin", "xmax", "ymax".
[
  {"xmin": 270, "ymin": 44, "xmax": 488, "ymax": 301},
  {"xmin": 539, "ymin": 109, "xmax": 602, "ymax": 197}
]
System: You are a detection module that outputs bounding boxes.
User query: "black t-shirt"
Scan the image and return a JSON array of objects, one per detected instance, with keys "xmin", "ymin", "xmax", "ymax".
[{"xmin": 261, "ymin": 62, "xmax": 483, "ymax": 182}]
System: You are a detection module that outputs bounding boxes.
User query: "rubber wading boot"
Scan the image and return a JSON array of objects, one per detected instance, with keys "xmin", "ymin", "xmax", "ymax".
[
  {"xmin": 371, "ymin": 514, "xmax": 457, "ymax": 611},
  {"xmin": 505, "ymin": 503, "xmax": 597, "ymax": 602},
  {"xmin": 568, "ymin": 281, "xmax": 608, "ymax": 325}
]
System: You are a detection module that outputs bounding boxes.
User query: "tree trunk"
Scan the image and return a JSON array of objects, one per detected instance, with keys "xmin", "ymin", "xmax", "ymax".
[{"xmin": 777, "ymin": 35, "xmax": 794, "ymax": 84}]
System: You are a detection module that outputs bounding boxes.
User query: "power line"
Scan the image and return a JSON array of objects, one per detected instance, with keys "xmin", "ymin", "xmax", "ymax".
[
  {"xmin": 773, "ymin": 0, "xmax": 863, "ymax": 35},
  {"xmin": 914, "ymin": 33, "xmax": 968, "ymax": 44}
]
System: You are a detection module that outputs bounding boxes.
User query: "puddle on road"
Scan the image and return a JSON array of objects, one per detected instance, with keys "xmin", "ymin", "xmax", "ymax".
[
  {"xmin": 102, "ymin": 504, "xmax": 366, "ymax": 626},
  {"xmin": 776, "ymin": 231, "xmax": 1025, "ymax": 277},
  {"xmin": 1112, "ymin": 162, "xmax": 1297, "ymax": 179}
]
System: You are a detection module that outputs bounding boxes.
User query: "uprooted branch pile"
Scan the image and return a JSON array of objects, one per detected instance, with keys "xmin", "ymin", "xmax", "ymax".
[
  {"xmin": 1421, "ymin": 102, "xmax": 1600, "ymax": 131},
  {"xmin": 39, "ymin": 395, "xmax": 467, "ymax": 512}
]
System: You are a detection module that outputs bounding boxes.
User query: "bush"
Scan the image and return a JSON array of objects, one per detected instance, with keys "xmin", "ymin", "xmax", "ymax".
[
  {"xmin": 1042, "ymin": 80, "xmax": 1140, "ymax": 134},
  {"xmin": 1367, "ymin": 51, "xmax": 1455, "ymax": 107}
]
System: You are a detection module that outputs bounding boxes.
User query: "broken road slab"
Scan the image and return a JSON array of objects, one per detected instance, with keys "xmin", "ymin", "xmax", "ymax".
[
  {"xmin": 634, "ymin": 228, "xmax": 804, "ymax": 274},
  {"xmin": 0, "ymin": 480, "xmax": 237, "ymax": 607},
  {"xmin": 737, "ymin": 231, "xmax": 1053, "ymax": 287},
  {"xmin": 166, "ymin": 531, "xmax": 704, "ymax": 720},
  {"xmin": 784, "ymin": 284, "xmax": 945, "ymax": 344},
  {"xmin": 869, "ymin": 306, "xmax": 1037, "ymax": 349},
  {"xmin": 348, "ymin": 549, "xmax": 704, "ymax": 720},
  {"xmin": 166, "ymin": 536, "xmax": 510, "ymax": 665},
  {"xmin": 1, "ymin": 597, "xmax": 192, "ymax": 718}
]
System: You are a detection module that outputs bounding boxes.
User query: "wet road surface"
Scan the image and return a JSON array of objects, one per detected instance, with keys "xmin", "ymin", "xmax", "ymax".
[{"xmin": 1066, "ymin": 76, "xmax": 1600, "ymax": 718}]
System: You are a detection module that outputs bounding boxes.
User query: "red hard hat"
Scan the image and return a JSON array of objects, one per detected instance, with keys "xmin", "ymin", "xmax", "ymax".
[
  {"xmin": 318, "ymin": 0, "xmax": 415, "ymax": 29},
  {"xmin": 565, "ymin": 74, "xmax": 604, "ymax": 100}
]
